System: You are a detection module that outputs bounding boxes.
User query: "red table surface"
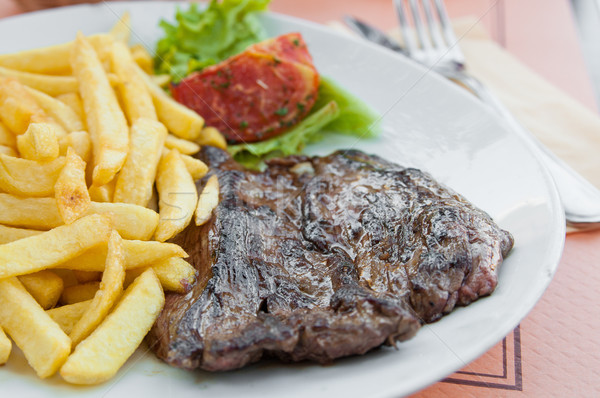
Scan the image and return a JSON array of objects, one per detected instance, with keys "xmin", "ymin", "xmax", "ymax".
[{"xmin": 1, "ymin": 1, "xmax": 600, "ymax": 396}]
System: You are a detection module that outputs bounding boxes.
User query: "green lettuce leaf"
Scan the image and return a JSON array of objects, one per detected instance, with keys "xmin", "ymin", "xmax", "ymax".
[{"xmin": 154, "ymin": 0, "xmax": 270, "ymax": 82}]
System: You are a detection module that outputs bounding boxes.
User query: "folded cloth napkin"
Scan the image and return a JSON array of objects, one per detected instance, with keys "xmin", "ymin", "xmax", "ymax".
[{"xmin": 329, "ymin": 18, "xmax": 600, "ymax": 232}]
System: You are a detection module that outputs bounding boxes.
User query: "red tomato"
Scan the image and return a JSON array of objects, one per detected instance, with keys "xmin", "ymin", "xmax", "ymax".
[{"xmin": 171, "ymin": 33, "xmax": 320, "ymax": 144}]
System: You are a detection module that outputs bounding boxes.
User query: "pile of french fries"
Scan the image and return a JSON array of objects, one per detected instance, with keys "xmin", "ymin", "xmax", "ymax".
[{"xmin": 0, "ymin": 13, "xmax": 223, "ymax": 385}]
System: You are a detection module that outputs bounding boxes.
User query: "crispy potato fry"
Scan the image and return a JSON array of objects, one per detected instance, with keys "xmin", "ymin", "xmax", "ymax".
[
  {"xmin": 70, "ymin": 230, "xmax": 125, "ymax": 347},
  {"xmin": 56, "ymin": 93, "xmax": 86, "ymax": 127},
  {"xmin": 18, "ymin": 270, "xmax": 64, "ymax": 310},
  {"xmin": 165, "ymin": 134, "xmax": 201, "ymax": 155},
  {"xmin": 17, "ymin": 122, "xmax": 60, "ymax": 161},
  {"xmin": 0, "ymin": 154, "xmax": 65, "ymax": 197},
  {"xmin": 195, "ymin": 175, "xmax": 219, "ymax": 226},
  {"xmin": 55, "ymin": 148, "xmax": 90, "ymax": 224},
  {"xmin": 60, "ymin": 268, "xmax": 164, "ymax": 385},
  {"xmin": 163, "ymin": 148, "xmax": 208, "ymax": 180},
  {"xmin": 0, "ymin": 66, "xmax": 78, "ymax": 96},
  {"xmin": 0, "ymin": 224, "xmax": 42, "ymax": 244},
  {"xmin": 0, "ymin": 145, "xmax": 17, "ymax": 157},
  {"xmin": 0, "ymin": 121, "xmax": 15, "ymax": 147},
  {"xmin": 0, "ymin": 326, "xmax": 10, "ymax": 365},
  {"xmin": 53, "ymin": 269, "xmax": 79, "ymax": 288},
  {"xmin": 0, "ymin": 34, "xmax": 113, "ymax": 75},
  {"xmin": 60, "ymin": 282, "xmax": 100, "ymax": 305},
  {"xmin": 150, "ymin": 74, "xmax": 170, "ymax": 88},
  {"xmin": 196, "ymin": 126, "xmax": 227, "ymax": 150},
  {"xmin": 88, "ymin": 179, "xmax": 115, "ymax": 203},
  {"xmin": 59, "ymin": 130, "xmax": 92, "ymax": 163},
  {"xmin": 151, "ymin": 257, "xmax": 196, "ymax": 293},
  {"xmin": 73, "ymin": 270, "xmax": 102, "ymax": 283},
  {"xmin": 71, "ymin": 33, "xmax": 128, "ymax": 186},
  {"xmin": 130, "ymin": 44, "xmax": 153, "ymax": 75},
  {"xmin": 0, "ymin": 214, "xmax": 111, "ymax": 278},
  {"xmin": 114, "ymin": 118, "xmax": 166, "ymax": 206},
  {"xmin": 111, "ymin": 41, "xmax": 156, "ymax": 123},
  {"xmin": 137, "ymin": 65, "xmax": 204, "ymax": 140},
  {"xmin": 109, "ymin": 12, "xmax": 131, "ymax": 43},
  {"xmin": 60, "ymin": 239, "xmax": 186, "ymax": 272},
  {"xmin": 47, "ymin": 300, "xmax": 92, "ymax": 335},
  {"xmin": 155, "ymin": 149, "xmax": 198, "ymax": 242},
  {"xmin": 88, "ymin": 202, "xmax": 159, "ymax": 240},
  {"xmin": 0, "ymin": 277, "xmax": 70, "ymax": 378},
  {"xmin": 147, "ymin": 187, "xmax": 158, "ymax": 212},
  {"xmin": 25, "ymin": 86, "xmax": 85, "ymax": 132}
]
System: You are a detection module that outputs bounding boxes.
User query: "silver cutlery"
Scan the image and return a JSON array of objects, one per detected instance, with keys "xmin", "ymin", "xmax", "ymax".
[{"xmin": 345, "ymin": 0, "xmax": 600, "ymax": 229}]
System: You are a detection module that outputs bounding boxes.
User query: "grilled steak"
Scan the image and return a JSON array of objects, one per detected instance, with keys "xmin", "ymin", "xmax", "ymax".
[{"xmin": 148, "ymin": 148, "xmax": 513, "ymax": 371}]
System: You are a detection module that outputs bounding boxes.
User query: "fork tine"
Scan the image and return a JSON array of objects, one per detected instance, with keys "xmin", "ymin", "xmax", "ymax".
[
  {"xmin": 421, "ymin": 0, "xmax": 445, "ymax": 50},
  {"xmin": 433, "ymin": 0, "xmax": 466, "ymax": 64},
  {"xmin": 393, "ymin": 0, "xmax": 418, "ymax": 56},
  {"xmin": 408, "ymin": 0, "xmax": 433, "ymax": 52}
]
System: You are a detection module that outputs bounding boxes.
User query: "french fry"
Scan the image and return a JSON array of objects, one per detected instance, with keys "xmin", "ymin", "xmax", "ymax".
[
  {"xmin": 0, "ymin": 326, "xmax": 10, "ymax": 365},
  {"xmin": 0, "ymin": 194, "xmax": 159, "ymax": 239},
  {"xmin": 88, "ymin": 179, "xmax": 115, "ymax": 203},
  {"xmin": 150, "ymin": 257, "xmax": 196, "ymax": 293},
  {"xmin": 111, "ymin": 41, "xmax": 156, "ymax": 123},
  {"xmin": 0, "ymin": 33, "xmax": 113, "ymax": 75},
  {"xmin": 137, "ymin": 65, "xmax": 204, "ymax": 140},
  {"xmin": 0, "ymin": 121, "xmax": 15, "ymax": 147},
  {"xmin": 71, "ymin": 33, "xmax": 128, "ymax": 186},
  {"xmin": 0, "ymin": 66, "xmax": 79, "ymax": 96},
  {"xmin": 60, "ymin": 268, "xmax": 164, "ymax": 385},
  {"xmin": 73, "ymin": 270, "xmax": 102, "ymax": 284},
  {"xmin": 0, "ymin": 145, "xmax": 17, "ymax": 157},
  {"xmin": 109, "ymin": 12, "xmax": 131, "ymax": 43},
  {"xmin": 0, "ymin": 224, "xmax": 42, "ymax": 244},
  {"xmin": 147, "ymin": 187, "xmax": 158, "ymax": 212},
  {"xmin": 155, "ymin": 149, "xmax": 198, "ymax": 242},
  {"xmin": 70, "ymin": 230, "xmax": 125, "ymax": 347},
  {"xmin": 52, "ymin": 269, "xmax": 79, "ymax": 289},
  {"xmin": 114, "ymin": 118, "xmax": 166, "ymax": 206},
  {"xmin": 56, "ymin": 93, "xmax": 86, "ymax": 125},
  {"xmin": 16, "ymin": 122, "xmax": 60, "ymax": 161},
  {"xmin": 47, "ymin": 300, "xmax": 92, "ymax": 335},
  {"xmin": 0, "ymin": 214, "xmax": 111, "ymax": 279},
  {"xmin": 165, "ymin": 134, "xmax": 201, "ymax": 155},
  {"xmin": 150, "ymin": 74, "xmax": 170, "ymax": 88},
  {"xmin": 59, "ymin": 130, "xmax": 92, "ymax": 163},
  {"xmin": 55, "ymin": 148, "xmax": 90, "ymax": 224},
  {"xmin": 163, "ymin": 149, "xmax": 208, "ymax": 180},
  {"xmin": 60, "ymin": 239, "xmax": 186, "ymax": 272},
  {"xmin": 196, "ymin": 126, "xmax": 227, "ymax": 150},
  {"xmin": 25, "ymin": 86, "xmax": 85, "ymax": 132},
  {"xmin": 0, "ymin": 154, "xmax": 65, "ymax": 197},
  {"xmin": 60, "ymin": 282, "xmax": 100, "ymax": 305},
  {"xmin": 130, "ymin": 44, "xmax": 153, "ymax": 75},
  {"xmin": 18, "ymin": 270, "xmax": 64, "ymax": 310},
  {"xmin": 0, "ymin": 277, "xmax": 71, "ymax": 378},
  {"xmin": 195, "ymin": 174, "xmax": 219, "ymax": 226}
]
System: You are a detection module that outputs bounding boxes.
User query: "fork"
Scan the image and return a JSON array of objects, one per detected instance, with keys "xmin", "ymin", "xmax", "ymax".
[{"xmin": 393, "ymin": 0, "xmax": 600, "ymax": 228}]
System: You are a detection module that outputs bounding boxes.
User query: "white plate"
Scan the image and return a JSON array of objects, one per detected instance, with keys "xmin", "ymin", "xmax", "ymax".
[{"xmin": 0, "ymin": 2, "xmax": 565, "ymax": 397}]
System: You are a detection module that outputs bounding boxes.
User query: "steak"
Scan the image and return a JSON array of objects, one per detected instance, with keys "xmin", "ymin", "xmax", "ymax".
[{"xmin": 148, "ymin": 148, "xmax": 513, "ymax": 371}]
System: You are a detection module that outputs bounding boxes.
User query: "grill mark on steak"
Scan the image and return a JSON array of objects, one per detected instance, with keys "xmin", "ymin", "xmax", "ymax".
[{"xmin": 148, "ymin": 147, "xmax": 513, "ymax": 371}]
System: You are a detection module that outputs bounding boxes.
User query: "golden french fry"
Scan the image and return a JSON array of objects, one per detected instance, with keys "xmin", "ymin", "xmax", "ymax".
[
  {"xmin": 114, "ymin": 118, "xmax": 166, "ymax": 206},
  {"xmin": 56, "ymin": 93, "xmax": 86, "ymax": 125},
  {"xmin": 25, "ymin": 86, "xmax": 84, "ymax": 132},
  {"xmin": 0, "ymin": 66, "xmax": 78, "ymax": 96},
  {"xmin": 195, "ymin": 174, "xmax": 219, "ymax": 226},
  {"xmin": 147, "ymin": 187, "xmax": 158, "ymax": 212},
  {"xmin": 60, "ymin": 282, "xmax": 100, "ymax": 305},
  {"xmin": 130, "ymin": 44, "xmax": 153, "ymax": 75},
  {"xmin": 165, "ymin": 134, "xmax": 200, "ymax": 155},
  {"xmin": 111, "ymin": 41, "xmax": 156, "ymax": 123},
  {"xmin": 47, "ymin": 300, "xmax": 92, "ymax": 335},
  {"xmin": 109, "ymin": 12, "xmax": 131, "ymax": 43},
  {"xmin": 88, "ymin": 179, "xmax": 115, "ymax": 203},
  {"xmin": 0, "ymin": 326, "xmax": 10, "ymax": 365},
  {"xmin": 73, "ymin": 270, "xmax": 102, "ymax": 283},
  {"xmin": 149, "ymin": 74, "xmax": 170, "ymax": 88},
  {"xmin": 0, "ymin": 214, "xmax": 111, "ymax": 279},
  {"xmin": 60, "ymin": 239, "xmax": 187, "ymax": 272},
  {"xmin": 196, "ymin": 126, "xmax": 227, "ymax": 150},
  {"xmin": 137, "ymin": 65, "xmax": 204, "ymax": 140},
  {"xmin": 18, "ymin": 270, "xmax": 64, "ymax": 310},
  {"xmin": 71, "ymin": 33, "xmax": 128, "ymax": 186},
  {"xmin": 59, "ymin": 130, "xmax": 92, "ymax": 163},
  {"xmin": 151, "ymin": 256, "xmax": 196, "ymax": 293},
  {"xmin": 0, "ymin": 194, "xmax": 158, "ymax": 239},
  {"xmin": 60, "ymin": 268, "xmax": 164, "ymax": 385},
  {"xmin": 53, "ymin": 269, "xmax": 79, "ymax": 288},
  {"xmin": 163, "ymin": 149, "xmax": 208, "ymax": 180},
  {"xmin": 17, "ymin": 122, "xmax": 60, "ymax": 161},
  {"xmin": 0, "ymin": 121, "xmax": 15, "ymax": 147},
  {"xmin": 55, "ymin": 148, "xmax": 90, "ymax": 224},
  {"xmin": 0, "ymin": 34, "xmax": 113, "ymax": 75},
  {"xmin": 155, "ymin": 149, "xmax": 198, "ymax": 242},
  {"xmin": 0, "ymin": 224, "xmax": 42, "ymax": 244},
  {"xmin": 0, "ymin": 145, "xmax": 17, "ymax": 157},
  {"xmin": 0, "ymin": 277, "xmax": 70, "ymax": 378},
  {"xmin": 70, "ymin": 230, "xmax": 125, "ymax": 347},
  {"xmin": 0, "ymin": 154, "xmax": 65, "ymax": 197}
]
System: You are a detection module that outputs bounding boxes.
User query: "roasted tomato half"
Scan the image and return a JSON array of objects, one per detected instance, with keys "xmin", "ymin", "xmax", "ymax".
[{"xmin": 171, "ymin": 33, "xmax": 320, "ymax": 144}]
